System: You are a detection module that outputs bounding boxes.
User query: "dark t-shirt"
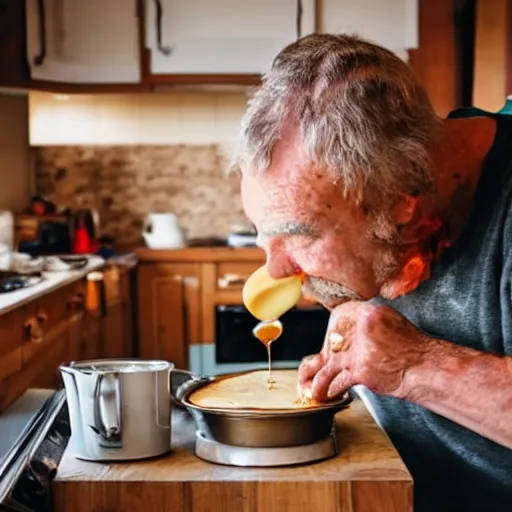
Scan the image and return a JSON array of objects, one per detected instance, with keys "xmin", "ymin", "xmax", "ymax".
[{"xmin": 358, "ymin": 112, "xmax": 512, "ymax": 512}]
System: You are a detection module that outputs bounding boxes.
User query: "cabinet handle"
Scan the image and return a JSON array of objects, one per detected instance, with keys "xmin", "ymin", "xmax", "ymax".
[
  {"xmin": 217, "ymin": 274, "xmax": 247, "ymax": 288},
  {"xmin": 36, "ymin": 311, "xmax": 48, "ymax": 325},
  {"xmin": 296, "ymin": 0, "xmax": 303, "ymax": 39},
  {"xmin": 154, "ymin": 0, "xmax": 172, "ymax": 56},
  {"xmin": 34, "ymin": 0, "xmax": 47, "ymax": 66},
  {"xmin": 68, "ymin": 292, "xmax": 85, "ymax": 312},
  {"xmin": 24, "ymin": 317, "xmax": 44, "ymax": 343}
]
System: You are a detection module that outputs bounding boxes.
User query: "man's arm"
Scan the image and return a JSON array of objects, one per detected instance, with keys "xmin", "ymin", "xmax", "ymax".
[
  {"xmin": 298, "ymin": 301, "xmax": 512, "ymax": 449},
  {"xmin": 402, "ymin": 337, "xmax": 512, "ymax": 449}
]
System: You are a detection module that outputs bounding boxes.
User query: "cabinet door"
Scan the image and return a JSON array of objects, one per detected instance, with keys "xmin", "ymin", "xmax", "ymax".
[
  {"xmin": 31, "ymin": 329, "xmax": 69, "ymax": 389},
  {"xmin": 473, "ymin": 0, "xmax": 511, "ymax": 111},
  {"xmin": 101, "ymin": 302, "xmax": 128, "ymax": 358},
  {"xmin": 320, "ymin": 0, "xmax": 418, "ymax": 55},
  {"xmin": 83, "ymin": 313, "xmax": 101, "ymax": 360},
  {"xmin": 25, "ymin": 0, "xmax": 141, "ymax": 83},
  {"xmin": 101, "ymin": 268, "xmax": 134, "ymax": 359},
  {"xmin": 67, "ymin": 313, "xmax": 84, "ymax": 363},
  {"xmin": 145, "ymin": 0, "xmax": 315, "ymax": 75},
  {"xmin": 0, "ymin": 327, "xmax": 69, "ymax": 410},
  {"xmin": 0, "ymin": 0, "xmax": 29, "ymax": 84},
  {"xmin": 138, "ymin": 263, "xmax": 201, "ymax": 370}
]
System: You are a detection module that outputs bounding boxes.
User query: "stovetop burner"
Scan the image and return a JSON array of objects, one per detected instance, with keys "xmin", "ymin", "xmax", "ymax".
[
  {"xmin": 195, "ymin": 430, "xmax": 338, "ymax": 467},
  {"xmin": 0, "ymin": 272, "xmax": 43, "ymax": 294}
]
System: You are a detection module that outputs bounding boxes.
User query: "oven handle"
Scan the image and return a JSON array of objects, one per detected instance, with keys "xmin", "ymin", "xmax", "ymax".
[{"xmin": 216, "ymin": 304, "xmax": 326, "ymax": 313}]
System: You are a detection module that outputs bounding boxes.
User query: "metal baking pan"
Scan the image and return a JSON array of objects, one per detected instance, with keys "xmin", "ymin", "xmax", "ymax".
[{"xmin": 172, "ymin": 370, "xmax": 352, "ymax": 448}]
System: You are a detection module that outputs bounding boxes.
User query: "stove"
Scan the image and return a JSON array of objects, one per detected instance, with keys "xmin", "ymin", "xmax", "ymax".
[
  {"xmin": 0, "ymin": 273, "xmax": 43, "ymax": 294},
  {"xmin": 0, "ymin": 389, "xmax": 70, "ymax": 512},
  {"xmin": 195, "ymin": 430, "xmax": 338, "ymax": 467}
]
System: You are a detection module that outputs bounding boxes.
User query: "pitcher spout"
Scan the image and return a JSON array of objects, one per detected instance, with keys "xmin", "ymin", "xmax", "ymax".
[
  {"xmin": 59, "ymin": 363, "xmax": 80, "ymax": 402},
  {"xmin": 59, "ymin": 363, "xmax": 81, "ymax": 377}
]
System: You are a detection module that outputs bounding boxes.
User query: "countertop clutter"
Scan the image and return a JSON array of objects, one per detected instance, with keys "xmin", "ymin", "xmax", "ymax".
[
  {"xmin": 0, "ymin": 256, "xmax": 105, "ymax": 315},
  {"xmin": 53, "ymin": 399, "xmax": 413, "ymax": 512}
]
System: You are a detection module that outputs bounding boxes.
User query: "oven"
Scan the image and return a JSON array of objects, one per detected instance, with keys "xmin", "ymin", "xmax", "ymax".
[{"xmin": 189, "ymin": 303, "xmax": 330, "ymax": 377}]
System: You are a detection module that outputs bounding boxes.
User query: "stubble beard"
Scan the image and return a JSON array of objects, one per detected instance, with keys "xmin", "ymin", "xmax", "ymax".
[{"xmin": 302, "ymin": 213, "xmax": 413, "ymax": 307}]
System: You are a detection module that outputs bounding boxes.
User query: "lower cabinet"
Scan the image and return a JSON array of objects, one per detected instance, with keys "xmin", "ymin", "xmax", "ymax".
[
  {"xmin": 137, "ymin": 263, "xmax": 201, "ymax": 370},
  {"xmin": 31, "ymin": 329, "xmax": 72, "ymax": 390},
  {"xmin": 101, "ymin": 266, "xmax": 135, "ymax": 358},
  {"xmin": 0, "ymin": 281, "xmax": 97, "ymax": 411},
  {"xmin": 0, "ymin": 264, "xmax": 136, "ymax": 413}
]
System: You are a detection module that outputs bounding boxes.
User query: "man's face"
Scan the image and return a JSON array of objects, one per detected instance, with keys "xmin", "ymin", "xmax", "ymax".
[{"xmin": 241, "ymin": 133, "xmax": 402, "ymax": 309}]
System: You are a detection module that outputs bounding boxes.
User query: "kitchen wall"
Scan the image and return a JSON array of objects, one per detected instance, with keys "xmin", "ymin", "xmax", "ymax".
[
  {"xmin": 30, "ymin": 91, "xmax": 251, "ymax": 244},
  {"xmin": 0, "ymin": 94, "xmax": 31, "ymax": 213}
]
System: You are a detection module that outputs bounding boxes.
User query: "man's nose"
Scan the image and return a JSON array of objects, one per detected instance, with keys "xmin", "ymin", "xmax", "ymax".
[{"xmin": 265, "ymin": 248, "xmax": 299, "ymax": 280}]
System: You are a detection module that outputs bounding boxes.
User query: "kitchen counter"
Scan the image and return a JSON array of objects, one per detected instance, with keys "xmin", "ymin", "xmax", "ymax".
[
  {"xmin": 135, "ymin": 246, "xmax": 265, "ymax": 263},
  {"xmin": 53, "ymin": 399, "xmax": 413, "ymax": 512},
  {"xmin": 0, "ymin": 256, "xmax": 105, "ymax": 315}
]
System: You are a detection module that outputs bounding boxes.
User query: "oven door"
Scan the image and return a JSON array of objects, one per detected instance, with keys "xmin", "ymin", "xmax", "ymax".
[{"xmin": 195, "ymin": 305, "xmax": 330, "ymax": 376}]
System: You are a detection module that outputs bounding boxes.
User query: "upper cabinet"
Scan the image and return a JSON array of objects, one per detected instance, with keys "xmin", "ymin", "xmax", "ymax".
[
  {"xmin": 319, "ymin": 0, "xmax": 418, "ymax": 58},
  {"xmin": 144, "ymin": 0, "xmax": 316, "ymax": 76},
  {"xmin": 2, "ymin": 0, "xmax": 422, "ymax": 92},
  {"xmin": 25, "ymin": 0, "xmax": 141, "ymax": 83},
  {"xmin": 0, "ymin": 0, "xmax": 29, "ymax": 85},
  {"xmin": 473, "ymin": 0, "xmax": 512, "ymax": 112}
]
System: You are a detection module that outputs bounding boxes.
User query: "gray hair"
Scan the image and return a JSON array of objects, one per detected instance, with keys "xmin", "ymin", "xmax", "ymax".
[{"xmin": 231, "ymin": 33, "xmax": 442, "ymax": 210}]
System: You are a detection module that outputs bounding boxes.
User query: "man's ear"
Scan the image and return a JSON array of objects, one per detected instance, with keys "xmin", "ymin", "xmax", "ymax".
[{"xmin": 390, "ymin": 195, "xmax": 419, "ymax": 226}]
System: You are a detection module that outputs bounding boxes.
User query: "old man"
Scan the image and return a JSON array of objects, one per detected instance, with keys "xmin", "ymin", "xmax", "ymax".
[{"xmin": 233, "ymin": 33, "xmax": 512, "ymax": 512}]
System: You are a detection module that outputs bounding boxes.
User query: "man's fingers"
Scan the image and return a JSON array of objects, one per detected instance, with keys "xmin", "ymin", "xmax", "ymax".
[
  {"xmin": 298, "ymin": 353, "xmax": 324, "ymax": 385},
  {"xmin": 297, "ymin": 354, "xmax": 324, "ymax": 402},
  {"xmin": 311, "ymin": 362, "xmax": 342, "ymax": 401},
  {"xmin": 326, "ymin": 371, "xmax": 351, "ymax": 400}
]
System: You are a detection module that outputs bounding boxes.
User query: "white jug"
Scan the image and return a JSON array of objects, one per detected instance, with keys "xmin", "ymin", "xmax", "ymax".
[{"xmin": 142, "ymin": 213, "xmax": 185, "ymax": 249}]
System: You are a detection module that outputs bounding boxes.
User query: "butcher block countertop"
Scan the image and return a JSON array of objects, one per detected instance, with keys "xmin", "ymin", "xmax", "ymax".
[
  {"xmin": 135, "ymin": 246, "xmax": 265, "ymax": 263},
  {"xmin": 53, "ymin": 399, "xmax": 413, "ymax": 512}
]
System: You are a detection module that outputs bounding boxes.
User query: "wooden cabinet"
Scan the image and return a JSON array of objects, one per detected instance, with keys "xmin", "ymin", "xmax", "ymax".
[
  {"xmin": 0, "ymin": 308, "xmax": 24, "ymax": 382},
  {"xmin": 0, "ymin": 0, "xmax": 30, "ymax": 84},
  {"xmin": 81, "ymin": 311, "xmax": 101, "ymax": 360},
  {"xmin": 25, "ymin": 0, "xmax": 141, "ymax": 84},
  {"xmin": 473, "ymin": 0, "xmax": 512, "ymax": 111},
  {"xmin": 136, "ymin": 249, "xmax": 267, "ymax": 373},
  {"xmin": 137, "ymin": 263, "xmax": 201, "ymax": 370},
  {"xmin": 30, "ymin": 328, "xmax": 70, "ymax": 389},
  {"xmin": 144, "ymin": 0, "xmax": 315, "ymax": 77},
  {"xmin": 0, "ymin": 276, "xmax": 98, "ymax": 411},
  {"xmin": 320, "ymin": 0, "xmax": 418, "ymax": 55},
  {"xmin": 0, "ymin": 264, "xmax": 136, "ymax": 412},
  {"xmin": 0, "ymin": 281, "xmax": 91, "ymax": 411},
  {"xmin": 1, "ymin": 0, "xmax": 426, "ymax": 91},
  {"xmin": 135, "ymin": 248, "xmax": 324, "ymax": 375},
  {"xmin": 101, "ymin": 266, "xmax": 136, "ymax": 358}
]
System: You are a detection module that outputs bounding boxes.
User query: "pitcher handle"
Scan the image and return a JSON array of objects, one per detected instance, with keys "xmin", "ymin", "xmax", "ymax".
[
  {"xmin": 142, "ymin": 215, "xmax": 152, "ymax": 234},
  {"xmin": 171, "ymin": 369, "xmax": 201, "ymax": 406},
  {"xmin": 90, "ymin": 373, "xmax": 122, "ymax": 447},
  {"xmin": 155, "ymin": 370, "xmax": 172, "ymax": 429}
]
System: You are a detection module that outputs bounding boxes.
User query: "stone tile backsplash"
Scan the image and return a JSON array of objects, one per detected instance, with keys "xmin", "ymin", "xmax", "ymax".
[{"xmin": 34, "ymin": 145, "xmax": 249, "ymax": 245}]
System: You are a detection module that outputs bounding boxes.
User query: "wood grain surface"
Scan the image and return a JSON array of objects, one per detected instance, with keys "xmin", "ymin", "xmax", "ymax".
[
  {"xmin": 53, "ymin": 399, "xmax": 413, "ymax": 512},
  {"xmin": 135, "ymin": 246, "xmax": 266, "ymax": 263}
]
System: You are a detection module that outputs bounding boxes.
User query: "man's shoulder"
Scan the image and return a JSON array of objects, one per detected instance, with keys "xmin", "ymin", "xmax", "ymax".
[{"xmin": 471, "ymin": 114, "xmax": 512, "ymax": 251}]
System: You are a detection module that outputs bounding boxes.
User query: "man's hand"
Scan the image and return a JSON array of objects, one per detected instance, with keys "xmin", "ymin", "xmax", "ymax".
[
  {"xmin": 298, "ymin": 301, "xmax": 428, "ymax": 401},
  {"xmin": 299, "ymin": 301, "xmax": 512, "ymax": 449}
]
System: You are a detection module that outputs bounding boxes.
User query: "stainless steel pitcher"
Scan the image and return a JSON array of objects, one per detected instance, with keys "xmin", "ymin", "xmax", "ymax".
[{"xmin": 60, "ymin": 359, "xmax": 173, "ymax": 461}]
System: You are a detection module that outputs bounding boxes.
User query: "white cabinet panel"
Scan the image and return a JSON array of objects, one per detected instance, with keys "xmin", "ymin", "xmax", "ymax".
[
  {"xmin": 145, "ymin": 0, "xmax": 315, "ymax": 75},
  {"xmin": 320, "ymin": 0, "xmax": 418, "ymax": 51},
  {"xmin": 25, "ymin": 0, "xmax": 141, "ymax": 83}
]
